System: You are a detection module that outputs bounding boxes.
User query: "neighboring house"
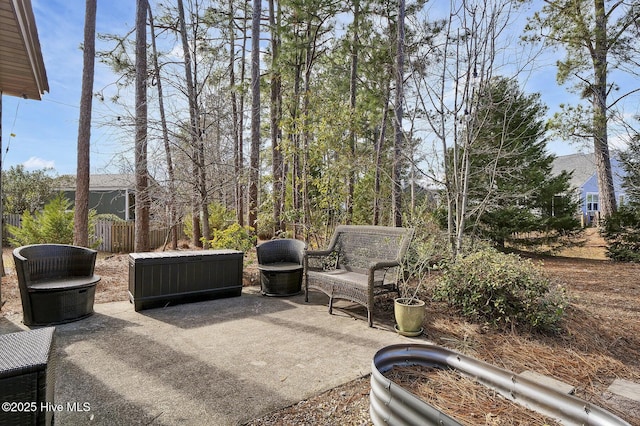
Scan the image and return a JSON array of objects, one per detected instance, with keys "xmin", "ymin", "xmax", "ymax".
[
  {"xmin": 55, "ymin": 174, "xmax": 137, "ymax": 221},
  {"xmin": 552, "ymin": 152, "xmax": 626, "ymax": 225}
]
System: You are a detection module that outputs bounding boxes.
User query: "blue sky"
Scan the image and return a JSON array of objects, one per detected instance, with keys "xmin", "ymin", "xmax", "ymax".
[
  {"xmin": 2, "ymin": 0, "xmax": 134, "ymax": 175},
  {"xmin": 1, "ymin": 1, "xmax": 638, "ymax": 176}
]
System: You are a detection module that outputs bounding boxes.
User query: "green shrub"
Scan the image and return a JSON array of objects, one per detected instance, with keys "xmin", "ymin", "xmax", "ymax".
[
  {"xmin": 208, "ymin": 202, "xmax": 235, "ymax": 230},
  {"xmin": 208, "ymin": 223, "xmax": 256, "ymax": 252},
  {"xmin": 184, "ymin": 203, "xmax": 236, "ymax": 242},
  {"xmin": 8, "ymin": 194, "xmax": 92, "ymax": 246},
  {"xmin": 434, "ymin": 248, "xmax": 567, "ymax": 333},
  {"xmin": 256, "ymin": 210, "xmax": 276, "ymax": 240},
  {"xmin": 601, "ymin": 205, "xmax": 640, "ymax": 262}
]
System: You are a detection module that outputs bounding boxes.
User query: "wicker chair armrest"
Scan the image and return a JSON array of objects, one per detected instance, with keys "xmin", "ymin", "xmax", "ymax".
[{"xmin": 368, "ymin": 259, "xmax": 400, "ymax": 271}]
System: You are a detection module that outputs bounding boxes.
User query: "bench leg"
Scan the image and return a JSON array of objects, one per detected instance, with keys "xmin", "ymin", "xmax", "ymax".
[{"xmin": 328, "ymin": 294, "xmax": 334, "ymax": 315}]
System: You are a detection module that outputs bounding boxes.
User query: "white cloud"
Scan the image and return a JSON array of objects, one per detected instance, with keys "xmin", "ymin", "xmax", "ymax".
[{"xmin": 23, "ymin": 157, "xmax": 55, "ymax": 170}]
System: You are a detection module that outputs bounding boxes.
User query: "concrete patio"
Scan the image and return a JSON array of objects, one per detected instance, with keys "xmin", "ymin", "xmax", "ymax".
[{"xmin": 0, "ymin": 288, "xmax": 410, "ymax": 425}]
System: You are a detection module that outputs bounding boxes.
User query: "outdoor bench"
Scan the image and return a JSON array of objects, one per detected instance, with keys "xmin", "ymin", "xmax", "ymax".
[
  {"xmin": 13, "ymin": 244, "xmax": 100, "ymax": 326},
  {"xmin": 304, "ymin": 225, "xmax": 414, "ymax": 327}
]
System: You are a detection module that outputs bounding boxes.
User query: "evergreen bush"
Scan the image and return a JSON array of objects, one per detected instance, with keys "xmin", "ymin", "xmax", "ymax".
[
  {"xmin": 602, "ymin": 205, "xmax": 640, "ymax": 262},
  {"xmin": 434, "ymin": 248, "xmax": 567, "ymax": 333},
  {"xmin": 8, "ymin": 194, "xmax": 97, "ymax": 246}
]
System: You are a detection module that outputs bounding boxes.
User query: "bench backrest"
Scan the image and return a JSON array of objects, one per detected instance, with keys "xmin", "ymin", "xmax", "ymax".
[
  {"xmin": 13, "ymin": 244, "xmax": 98, "ymax": 285},
  {"xmin": 326, "ymin": 225, "xmax": 414, "ymax": 272}
]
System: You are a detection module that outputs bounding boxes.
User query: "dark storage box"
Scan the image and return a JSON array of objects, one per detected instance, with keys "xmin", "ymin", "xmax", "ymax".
[{"xmin": 128, "ymin": 250, "xmax": 243, "ymax": 311}]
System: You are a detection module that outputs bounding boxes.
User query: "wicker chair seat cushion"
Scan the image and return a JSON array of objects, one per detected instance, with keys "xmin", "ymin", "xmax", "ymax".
[
  {"xmin": 28, "ymin": 276, "xmax": 101, "ymax": 292},
  {"xmin": 307, "ymin": 269, "xmax": 392, "ymax": 298},
  {"xmin": 257, "ymin": 262, "xmax": 303, "ymax": 272},
  {"xmin": 307, "ymin": 269, "xmax": 376, "ymax": 287}
]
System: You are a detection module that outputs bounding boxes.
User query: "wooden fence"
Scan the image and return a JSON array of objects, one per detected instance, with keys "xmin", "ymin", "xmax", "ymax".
[
  {"xmin": 2, "ymin": 213, "xmax": 21, "ymax": 242},
  {"xmin": 3, "ymin": 215, "xmax": 183, "ymax": 253},
  {"xmin": 92, "ymin": 221, "xmax": 184, "ymax": 253}
]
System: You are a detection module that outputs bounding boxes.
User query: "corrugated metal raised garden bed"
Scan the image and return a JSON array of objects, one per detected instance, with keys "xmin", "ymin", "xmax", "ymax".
[{"xmin": 370, "ymin": 344, "xmax": 630, "ymax": 426}]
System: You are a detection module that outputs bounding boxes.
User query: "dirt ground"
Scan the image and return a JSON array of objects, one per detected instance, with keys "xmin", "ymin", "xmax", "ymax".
[{"xmin": 2, "ymin": 230, "xmax": 639, "ymax": 425}]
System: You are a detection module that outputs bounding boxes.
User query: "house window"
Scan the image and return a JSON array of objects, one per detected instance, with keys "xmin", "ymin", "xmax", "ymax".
[{"xmin": 586, "ymin": 193, "xmax": 599, "ymax": 212}]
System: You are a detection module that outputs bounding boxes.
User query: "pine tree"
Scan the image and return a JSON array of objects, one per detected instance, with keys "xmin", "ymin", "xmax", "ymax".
[
  {"xmin": 466, "ymin": 77, "xmax": 580, "ymax": 248},
  {"xmin": 602, "ymin": 134, "xmax": 640, "ymax": 261}
]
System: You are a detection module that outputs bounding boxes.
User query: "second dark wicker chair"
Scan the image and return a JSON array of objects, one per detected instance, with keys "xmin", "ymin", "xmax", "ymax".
[{"xmin": 256, "ymin": 239, "xmax": 306, "ymax": 296}]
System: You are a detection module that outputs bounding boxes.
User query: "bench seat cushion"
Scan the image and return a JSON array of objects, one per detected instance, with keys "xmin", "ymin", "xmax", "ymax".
[
  {"xmin": 28, "ymin": 276, "xmax": 101, "ymax": 292},
  {"xmin": 308, "ymin": 269, "xmax": 369, "ymax": 287}
]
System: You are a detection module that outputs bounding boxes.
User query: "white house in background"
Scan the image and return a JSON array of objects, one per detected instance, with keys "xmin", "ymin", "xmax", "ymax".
[{"xmin": 552, "ymin": 152, "xmax": 626, "ymax": 225}]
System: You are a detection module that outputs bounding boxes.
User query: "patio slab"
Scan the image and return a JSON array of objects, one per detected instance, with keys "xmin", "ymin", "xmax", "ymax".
[{"xmin": 4, "ymin": 288, "xmax": 410, "ymax": 425}]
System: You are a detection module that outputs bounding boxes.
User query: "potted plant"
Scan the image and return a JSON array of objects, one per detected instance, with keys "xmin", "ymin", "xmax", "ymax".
[
  {"xmin": 393, "ymin": 234, "xmax": 439, "ymax": 336},
  {"xmin": 394, "ymin": 287, "xmax": 426, "ymax": 337}
]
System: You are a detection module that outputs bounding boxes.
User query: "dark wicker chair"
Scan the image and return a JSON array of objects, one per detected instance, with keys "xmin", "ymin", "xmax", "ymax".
[
  {"xmin": 13, "ymin": 244, "xmax": 101, "ymax": 326},
  {"xmin": 0, "ymin": 327, "xmax": 56, "ymax": 426},
  {"xmin": 257, "ymin": 239, "xmax": 306, "ymax": 296},
  {"xmin": 304, "ymin": 225, "xmax": 414, "ymax": 327}
]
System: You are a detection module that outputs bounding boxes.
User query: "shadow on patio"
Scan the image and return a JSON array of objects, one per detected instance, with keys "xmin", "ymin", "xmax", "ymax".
[{"xmin": 7, "ymin": 287, "xmax": 412, "ymax": 425}]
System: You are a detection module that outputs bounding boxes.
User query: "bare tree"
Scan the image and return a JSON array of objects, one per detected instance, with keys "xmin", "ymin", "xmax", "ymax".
[
  {"xmin": 176, "ymin": 0, "xmax": 210, "ymax": 247},
  {"xmin": 410, "ymin": 0, "xmax": 528, "ymax": 256},
  {"xmin": 148, "ymin": 2, "xmax": 177, "ymax": 249},
  {"xmin": 74, "ymin": 0, "xmax": 97, "ymax": 247}
]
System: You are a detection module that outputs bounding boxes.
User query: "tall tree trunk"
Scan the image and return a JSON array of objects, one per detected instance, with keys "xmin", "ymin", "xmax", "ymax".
[
  {"xmin": 230, "ymin": 0, "xmax": 242, "ymax": 226},
  {"xmin": 592, "ymin": 0, "xmax": 616, "ymax": 219},
  {"xmin": 373, "ymin": 78, "xmax": 390, "ymax": 226},
  {"xmin": 291, "ymin": 61, "xmax": 302, "ymax": 238},
  {"xmin": 73, "ymin": 0, "xmax": 97, "ymax": 247},
  {"xmin": 248, "ymin": 0, "xmax": 261, "ymax": 231},
  {"xmin": 238, "ymin": 2, "xmax": 248, "ymax": 226},
  {"xmin": 177, "ymin": 0, "xmax": 203, "ymax": 246},
  {"xmin": 346, "ymin": 0, "xmax": 359, "ymax": 224},
  {"xmin": 392, "ymin": 0, "xmax": 405, "ymax": 228},
  {"xmin": 270, "ymin": 0, "xmax": 284, "ymax": 235},
  {"xmin": 148, "ymin": 2, "xmax": 177, "ymax": 250},
  {"xmin": 198, "ymin": 118, "xmax": 210, "ymax": 248},
  {"xmin": 134, "ymin": 0, "xmax": 150, "ymax": 252},
  {"xmin": 302, "ymin": 35, "xmax": 313, "ymax": 239}
]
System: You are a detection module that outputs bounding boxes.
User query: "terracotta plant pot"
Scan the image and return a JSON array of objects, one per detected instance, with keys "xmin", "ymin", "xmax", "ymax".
[{"xmin": 394, "ymin": 297, "xmax": 425, "ymax": 336}]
